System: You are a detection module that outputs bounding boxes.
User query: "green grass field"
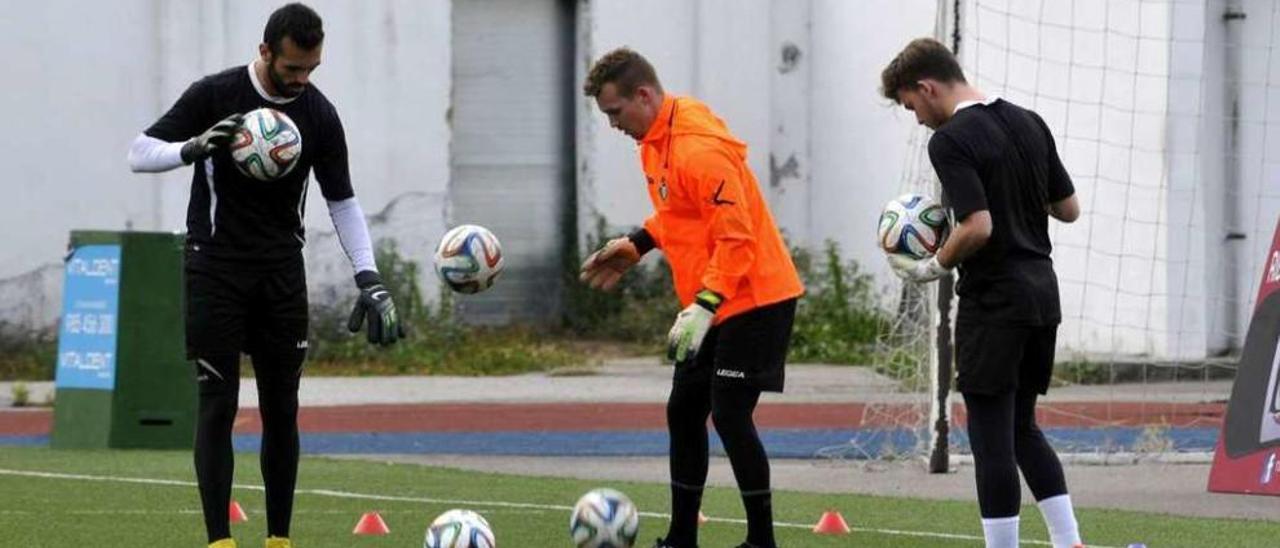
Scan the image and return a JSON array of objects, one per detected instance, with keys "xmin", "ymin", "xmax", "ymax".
[{"xmin": 0, "ymin": 446, "xmax": 1275, "ymax": 547}]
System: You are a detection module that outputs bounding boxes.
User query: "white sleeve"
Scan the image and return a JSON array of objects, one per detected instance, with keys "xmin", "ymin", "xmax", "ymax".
[
  {"xmin": 327, "ymin": 197, "xmax": 378, "ymax": 275},
  {"xmin": 127, "ymin": 133, "xmax": 187, "ymax": 173}
]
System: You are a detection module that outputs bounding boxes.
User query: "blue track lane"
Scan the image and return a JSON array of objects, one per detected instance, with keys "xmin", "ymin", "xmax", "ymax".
[{"xmin": 1, "ymin": 427, "xmax": 1221, "ymax": 458}]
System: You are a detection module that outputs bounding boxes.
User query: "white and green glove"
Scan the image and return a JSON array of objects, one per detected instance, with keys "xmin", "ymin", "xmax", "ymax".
[
  {"xmin": 667, "ymin": 289, "xmax": 723, "ymax": 363},
  {"xmin": 887, "ymin": 254, "xmax": 951, "ymax": 283}
]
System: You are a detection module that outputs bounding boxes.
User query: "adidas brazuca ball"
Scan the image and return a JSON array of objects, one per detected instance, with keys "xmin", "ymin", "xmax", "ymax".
[
  {"xmin": 569, "ymin": 488, "xmax": 640, "ymax": 548},
  {"xmin": 433, "ymin": 224, "xmax": 505, "ymax": 294},
  {"xmin": 877, "ymin": 193, "xmax": 948, "ymax": 259},
  {"xmin": 229, "ymin": 107, "xmax": 302, "ymax": 181},
  {"xmin": 423, "ymin": 509, "xmax": 495, "ymax": 548}
]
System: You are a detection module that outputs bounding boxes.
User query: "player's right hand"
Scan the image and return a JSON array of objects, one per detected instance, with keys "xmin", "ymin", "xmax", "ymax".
[
  {"xmin": 180, "ymin": 113, "xmax": 244, "ymax": 164},
  {"xmin": 887, "ymin": 254, "xmax": 951, "ymax": 283},
  {"xmin": 579, "ymin": 237, "xmax": 640, "ymax": 291}
]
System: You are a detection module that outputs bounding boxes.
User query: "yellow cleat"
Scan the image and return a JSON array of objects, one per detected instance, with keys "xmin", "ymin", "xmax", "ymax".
[
  {"xmin": 209, "ymin": 539, "xmax": 237, "ymax": 548},
  {"xmin": 265, "ymin": 537, "xmax": 292, "ymax": 548}
]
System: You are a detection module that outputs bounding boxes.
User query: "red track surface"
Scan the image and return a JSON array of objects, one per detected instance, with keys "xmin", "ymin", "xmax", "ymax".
[{"xmin": 0, "ymin": 401, "xmax": 1225, "ymax": 436}]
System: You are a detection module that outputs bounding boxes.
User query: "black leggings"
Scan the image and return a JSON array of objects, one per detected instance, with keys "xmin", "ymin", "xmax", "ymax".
[
  {"xmin": 194, "ymin": 351, "xmax": 302, "ymax": 542},
  {"xmin": 666, "ymin": 380, "xmax": 772, "ymax": 546},
  {"xmin": 963, "ymin": 388, "xmax": 1068, "ymax": 518},
  {"xmin": 669, "ymin": 381, "xmax": 770, "ymax": 491}
]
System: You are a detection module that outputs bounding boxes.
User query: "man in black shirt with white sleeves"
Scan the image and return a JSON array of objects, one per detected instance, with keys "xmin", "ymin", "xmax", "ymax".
[
  {"xmin": 127, "ymin": 4, "xmax": 401, "ymax": 547},
  {"xmin": 880, "ymin": 38, "xmax": 1084, "ymax": 548}
]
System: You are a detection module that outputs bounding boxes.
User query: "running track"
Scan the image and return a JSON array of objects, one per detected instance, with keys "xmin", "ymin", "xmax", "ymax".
[{"xmin": 0, "ymin": 401, "xmax": 1225, "ymax": 457}]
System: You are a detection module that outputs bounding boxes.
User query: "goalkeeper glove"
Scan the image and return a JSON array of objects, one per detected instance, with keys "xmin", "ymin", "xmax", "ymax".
[
  {"xmin": 180, "ymin": 113, "xmax": 244, "ymax": 164},
  {"xmin": 347, "ymin": 270, "xmax": 405, "ymax": 346},
  {"xmin": 667, "ymin": 289, "xmax": 723, "ymax": 363},
  {"xmin": 579, "ymin": 236, "xmax": 641, "ymax": 291},
  {"xmin": 887, "ymin": 254, "xmax": 951, "ymax": 283}
]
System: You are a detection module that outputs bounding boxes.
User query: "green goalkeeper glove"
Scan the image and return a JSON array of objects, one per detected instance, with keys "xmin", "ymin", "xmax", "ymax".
[
  {"xmin": 666, "ymin": 289, "xmax": 723, "ymax": 363},
  {"xmin": 347, "ymin": 271, "xmax": 405, "ymax": 346}
]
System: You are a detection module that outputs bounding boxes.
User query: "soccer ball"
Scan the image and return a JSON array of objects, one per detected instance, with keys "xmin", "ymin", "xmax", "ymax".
[
  {"xmin": 569, "ymin": 488, "xmax": 639, "ymax": 548},
  {"xmin": 877, "ymin": 193, "xmax": 948, "ymax": 259},
  {"xmin": 433, "ymin": 224, "xmax": 505, "ymax": 294},
  {"xmin": 229, "ymin": 107, "xmax": 302, "ymax": 181},
  {"xmin": 423, "ymin": 509, "xmax": 495, "ymax": 548}
]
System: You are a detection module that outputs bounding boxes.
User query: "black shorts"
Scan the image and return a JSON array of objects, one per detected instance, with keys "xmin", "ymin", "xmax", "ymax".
[
  {"xmin": 955, "ymin": 320, "xmax": 1057, "ymax": 395},
  {"xmin": 674, "ymin": 298, "xmax": 797, "ymax": 392},
  {"xmin": 184, "ymin": 253, "xmax": 309, "ymax": 361}
]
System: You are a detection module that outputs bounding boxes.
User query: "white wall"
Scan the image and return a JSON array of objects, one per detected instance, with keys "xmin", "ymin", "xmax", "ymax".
[
  {"xmin": 767, "ymin": 1, "xmax": 813, "ymax": 246},
  {"xmin": 1234, "ymin": 0, "xmax": 1280, "ymax": 337},
  {"xmin": 580, "ymin": 0, "xmax": 1279, "ymax": 361},
  {"xmin": 0, "ymin": 1, "xmax": 159, "ymax": 327},
  {"xmin": 809, "ymin": 0, "xmax": 939, "ymax": 281},
  {"xmin": 0, "ymin": 0, "xmax": 451, "ymax": 330},
  {"xmin": 1168, "ymin": 0, "xmax": 1214, "ymax": 360},
  {"xmin": 581, "ymin": 0, "xmax": 772, "ymax": 239},
  {"xmin": 212, "ymin": 0, "xmax": 453, "ymax": 309},
  {"xmin": 3, "ymin": 0, "xmax": 1274, "ymax": 362},
  {"xmin": 959, "ymin": 0, "xmax": 1280, "ymax": 360},
  {"xmin": 579, "ymin": 0, "xmax": 936, "ymax": 276}
]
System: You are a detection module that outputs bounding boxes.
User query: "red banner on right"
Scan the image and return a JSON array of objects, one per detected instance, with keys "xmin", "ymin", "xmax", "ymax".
[{"xmin": 1208, "ymin": 217, "xmax": 1280, "ymax": 495}]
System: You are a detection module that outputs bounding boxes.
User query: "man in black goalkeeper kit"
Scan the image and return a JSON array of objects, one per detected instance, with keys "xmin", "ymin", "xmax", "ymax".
[
  {"xmin": 127, "ymin": 4, "xmax": 401, "ymax": 547},
  {"xmin": 881, "ymin": 38, "xmax": 1083, "ymax": 548}
]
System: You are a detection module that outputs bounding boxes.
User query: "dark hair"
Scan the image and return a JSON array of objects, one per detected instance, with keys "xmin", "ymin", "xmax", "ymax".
[
  {"xmin": 880, "ymin": 38, "xmax": 966, "ymax": 103},
  {"xmin": 583, "ymin": 47, "xmax": 662, "ymax": 98},
  {"xmin": 264, "ymin": 3, "xmax": 324, "ymax": 54}
]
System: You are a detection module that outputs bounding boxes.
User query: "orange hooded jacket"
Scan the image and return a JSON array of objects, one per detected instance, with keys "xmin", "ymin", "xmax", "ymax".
[{"xmin": 638, "ymin": 95, "xmax": 804, "ymax": 322}]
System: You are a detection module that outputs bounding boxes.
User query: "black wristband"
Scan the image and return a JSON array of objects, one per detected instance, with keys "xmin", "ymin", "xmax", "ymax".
[
  {"xmin": 694, "ymin": 289, "xmax": 724, "ymax": 312},
  {"xmin": 354, "ymin": 270, "xmax": 383, "ymax": 289},
  {"xmin": 179, "ymin": 139, "xmax": 199, "ymax": 164},
  {"xmin": 626, "ymin": 228, "xmax": 656, "ymax": 256}
]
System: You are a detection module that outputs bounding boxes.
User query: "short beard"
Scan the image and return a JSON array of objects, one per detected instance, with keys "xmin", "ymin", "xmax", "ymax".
[{"xmin": 267, "ymin": 61, "xmax": 304, "ymax": 98}]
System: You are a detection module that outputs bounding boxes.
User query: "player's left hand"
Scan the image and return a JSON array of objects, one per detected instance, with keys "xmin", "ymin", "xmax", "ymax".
[
  {"xmin": 347, "ymin": 271, "xmax": 405, "ymax": 346},
  {"xmin": 666, "ymin": 290, "xmax": 723, "ymax": 363},
  {"xmin": 887, "ymin": 254, "xmax": 951, "ymax": 283}
]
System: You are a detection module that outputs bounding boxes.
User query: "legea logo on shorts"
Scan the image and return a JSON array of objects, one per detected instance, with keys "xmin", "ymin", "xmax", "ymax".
[
  {"xmin": 1269, "ymin": 251, "xmax": 1280, "ymax": 284},
  {"xmin": 716, "ymin": 368, "xmax": 746, "ymax": 379}
]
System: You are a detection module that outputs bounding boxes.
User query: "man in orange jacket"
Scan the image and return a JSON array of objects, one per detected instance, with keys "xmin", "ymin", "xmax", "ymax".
[{"xmin": 581, "ymin": 47, "xmax": 804, "ymax": 548}]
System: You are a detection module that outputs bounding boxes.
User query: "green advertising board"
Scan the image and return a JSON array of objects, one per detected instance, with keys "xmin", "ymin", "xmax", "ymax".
[{"xmin": 51, "ymin": 231, "xmax": 193, "ymax": 449}]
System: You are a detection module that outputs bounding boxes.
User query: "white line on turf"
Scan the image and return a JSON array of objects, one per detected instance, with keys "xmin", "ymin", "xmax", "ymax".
[
  {"xmin": 0, "ymin": 468, "xmax": 1119, "ymax": 547},
  {"xmin": 0, "ymin": 508, "xmax": 548, "ymax": 516},
  {"xmin": 0, "ymin": 468, "xmax": 205, "ymax": 488}
]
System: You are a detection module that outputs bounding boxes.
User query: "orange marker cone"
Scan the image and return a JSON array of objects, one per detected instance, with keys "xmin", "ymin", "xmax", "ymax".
[
  {"xmin": 698, "ymin": 511, "xmax": 709, "ymax": 525},
  {"xmin": 812, "ymin": 510, "xmax": 851, "ymax": 535},
  {"xmin": 352, "ymin": 511, "xmax": 390, "ymax": 535},
  {"xmin": 228, "ymin": 500, "xmax": 248, "ymax": 524}
]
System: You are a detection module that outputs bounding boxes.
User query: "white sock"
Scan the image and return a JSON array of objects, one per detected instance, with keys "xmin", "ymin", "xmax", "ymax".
[
  {"xmin": 981, "ymin": 515, "xmax": 1020, "ymax": 548},
  {"xmin": 1037, "ymin": 494, "xmax": 1082, "ymax": 548}
]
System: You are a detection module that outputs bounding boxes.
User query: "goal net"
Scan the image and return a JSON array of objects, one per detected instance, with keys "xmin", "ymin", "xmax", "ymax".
[{"xmin": 827, "ymin": 0, "xmax": 1280, "ymax": 465}]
